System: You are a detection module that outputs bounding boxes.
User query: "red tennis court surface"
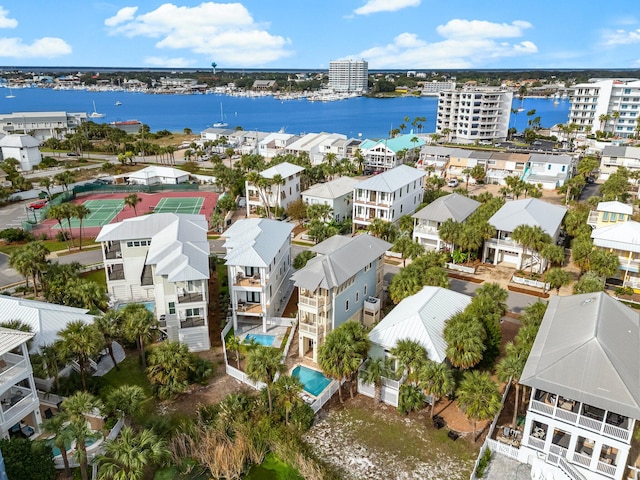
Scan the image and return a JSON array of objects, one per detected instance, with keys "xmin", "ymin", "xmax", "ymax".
[{"xmin": 33, "ymin": 191, "xmax": 219, "ymax": 240}]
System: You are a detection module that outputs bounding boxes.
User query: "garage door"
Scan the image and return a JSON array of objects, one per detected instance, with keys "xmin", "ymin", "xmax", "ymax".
[{"xmin": 501, "ymin": 251, "xmax": 519, "ymax": 267}]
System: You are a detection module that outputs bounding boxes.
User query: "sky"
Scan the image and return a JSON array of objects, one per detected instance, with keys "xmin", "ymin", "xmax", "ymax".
[{"xmin": 0, "ymin": 1, "xmax": 639, "ymax": 70}]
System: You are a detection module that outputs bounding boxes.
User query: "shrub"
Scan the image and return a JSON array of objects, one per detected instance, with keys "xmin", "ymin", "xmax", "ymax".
[
  {"xmin": 397, "ymin": 384, "xmax": 425, "ymax": 415},
  {"xmin": 289, "ymin": 402, "xmax": 315, "ymax": 433},
  {"xmin": 189, "ymin": 355, "xmax": 216, "ymax": 385},
  {"xmin": 475, "ymin": 447, "xmax": 492, "ymax": 478},
  {"xmin": 0, "ymin": 227, "xmax": 34, "ymax": 243},
  {"xmin": 56, "ymin": 231, "xmax": 70, "ymax": 242},
  {"xmin": 40, "ymin": 156, "xmax": 59, "ymax": 168},
  {"xmin": 293, "ymin": 250, "xmax": 317, "ymax": 269},
  {"xmin": 615, "ymin": 286, "xmax": 635, "ymax": 297}
]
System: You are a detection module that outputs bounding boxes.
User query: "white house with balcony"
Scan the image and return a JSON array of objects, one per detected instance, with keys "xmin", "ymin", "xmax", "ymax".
[
  {"xmin": 302, "ymin": 176, "xmax": 360, "ymax": 222},
  {"xmin": 291, "ymin": 234, "xmax": 390, "ymax": 363},
  {"xmin": 587, "ymin": 201, "xmax": 633, "ymax": 229},
  {"xmin": 245, "ymin": 162, "xmax": 305, "ymax": 217},
  {"xmin": 0, "ymin": 134, "xmax": 41, "ymax": 172},
  {"xmin": 0, "ymin": 328, "xmax": 41, "ymax": 440},
  {"xmin": 600, "ymin": 146, "xmax": 640, "ymax": 180},
  {"xmin": 591, "ymin": 220, "xmax": 640, "ymax": 291},
  {"xmin": 223, "ymin": 218, "xmax": 294, "ymax": 333},
  {"xmin": 517, "ymin": 292, "xmax": 640, "ymax": 480},
  {"xmin": 96, "ymin": 213, "xmax": 211, "ymax": 352},
  {"xmin": 524, "ymin": 153, "xmax": 574, "ymax": 189},
  {"xmin": 412, "ymin": 193, "xmax": 481, "ymax": 251},
  {"xmin": 358, "ymin": 134, "xmax": 426, "ymax": 173},
  {"xmin": 258, "ymin": 132, "xmax": 299, "ymax": 159},
  {"xmin": 482, "ymin": 198, "xmax": 567, "ymax": 273},
  {"xmin": 352, "ymin": 165, "xmax": 425, "ymax": 231}
]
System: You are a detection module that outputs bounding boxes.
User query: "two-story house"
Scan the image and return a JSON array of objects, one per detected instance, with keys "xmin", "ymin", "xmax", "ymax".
[
  {"xmin": 518, "ymin": 292, "xmax": 639, "ymax": 480},
  {"xmin": 96, "ymin": 213, "xmax": 211, "ymax": 352},
  {"xmin": 359, "ymin": 134, "xmax": 426, "ymax": 173},
  {"xmin": 591, "ymin": 220, "xmax": 640, "ymax": 291},
  {"xmin": 352, "ymin": 165, "xmax": 426, "ymax": 231},
  {"xmin": 524, "ymin": 153, "xmax": 574, "ymax": 189},
  {"xmin": 223, "ymin": 218, "xmax": 294, "ymax": 333},
  {"xmin": 587, "ymin": 201, "xmax": 633, "ymax": 229},
  {"xmin": 284, "ymin": 132, "xmax": 348, "ymax": 165},
  {"xmin": 484, "ymin": 152, "xmax": 529, "ymax": 185},
  {"xmin": 302, "ymin": 176, "xmax": 360, "ymax": 222},
  {"xmin": 245, "ymin": 162, "xmax": 305, "ymax": 217},
  {"xmin": 600, "ymin": 146, "xmax": 640, "ymax": 180},
  {"xmin": 0, "ymin": 328, "xmax": 41, "ymax": 440},
  {"xmin": 258, "ymin": 132, "xmax": 299, "ymax": 159},
  {"xmin": 291, "ymin": 234, "xmax": 390, "ymax": 362},
  {"xmin": 482, "ymin": 198, "xmax": 567, "ymax": 273},
  {"xmin": 412, "ymin": 193, "xmax": 481, "ymax": 251}
]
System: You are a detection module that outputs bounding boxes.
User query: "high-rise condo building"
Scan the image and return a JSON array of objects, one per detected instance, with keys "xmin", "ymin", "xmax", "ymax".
[{"xmin": 329, "ymin": 59, "xmax": 368, "ymax": 93}]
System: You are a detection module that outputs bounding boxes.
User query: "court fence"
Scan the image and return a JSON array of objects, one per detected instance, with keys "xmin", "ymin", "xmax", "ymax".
[
  {"xmin": 22, "ymin": 190, "xmax": 76, "ymax": 230},
  {"xmin": 73, "ymin": 183, "xmax": 199, "ymax": 195}
]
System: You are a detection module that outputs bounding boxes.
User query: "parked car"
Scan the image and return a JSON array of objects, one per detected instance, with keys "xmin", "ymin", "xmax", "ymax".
[
  {"xmin": 29, "ymin": 200, "xmax": 47, "ymax": 210},
  {"xmin": 447, "ymin": 178, "xmax": 459, "ymax": 188},
  {"xmin": 67, "ymin": 151, "xmax": 78, "ymax": 156}
]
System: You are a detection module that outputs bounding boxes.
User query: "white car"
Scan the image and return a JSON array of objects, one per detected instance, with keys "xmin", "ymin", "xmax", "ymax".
[{"xmin": 447, "ymin": 178, "xmax": 459, "ymax": 188}]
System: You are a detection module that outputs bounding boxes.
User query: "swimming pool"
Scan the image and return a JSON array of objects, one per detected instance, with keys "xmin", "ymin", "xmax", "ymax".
[
  {"xmin": 291, "ymin": 365, "xmax": 331, "ymax": 397},
  {"xmin": 245, "ymin": 333, "xmax": 276, "ymax": 347},
  {"xmin": 117, "ymin": 301, "xmax": 155, "ymax": 313},
  {"xmin": 46, "ymin": 433, "xmax": 101, "ymax": 457},
  {"xmin": 46, "ymin": 438, "xmax": 72, "ymax": 457}
]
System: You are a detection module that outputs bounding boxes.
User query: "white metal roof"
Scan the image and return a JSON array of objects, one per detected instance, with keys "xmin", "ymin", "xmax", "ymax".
[
  {"xmin": 489, "ymin": 198, "xmax": 566, "ymax": 235},
  {"xmin": 222, "ymin": 218, "xmax": 294, "ymax": 267},
  {"xmin": 591, "ymin": 220, "xmax": 640, "ymax": 253},
  {"xmin": 0, "ymin": 327, "xmax": 34, "ymax": 355},
  {"xmin": 412, "ymin": 193, "xmax": 480, "ymax": 223},
  {"xmin": 302, "ymin": 176, "xmax": 360, "ymax": 200},
  {"xmin": 0, "ymin": 295, "xmax": 94, "ymax": 353},
  {"xmin": 260, "ymin": 161, "xmax": 305, "ymax": 179},
  {"xmin": 596, "ymin": 201, "xmax": 633, "ymax": 215},
  {"xmin": 520, "ymin": 293, "xmax": 640, "ymax": 419},
  {"xmin": 124, "ymin": 166, "xmax": 190, "ymax": 181},
  {"xmin": 354, "ymin": 165, "xmax": 426, "ymax": 193},
  {"xmin": 291, "ymin": 234, "xmax": 391, "ymax": 291},
  {"xmin": 0, "ymin": 134, "xmax": 39, "ymax": 148},
  {"xmin": 368, "ymin": 287, "xmax": 471, "ymax": 363}
]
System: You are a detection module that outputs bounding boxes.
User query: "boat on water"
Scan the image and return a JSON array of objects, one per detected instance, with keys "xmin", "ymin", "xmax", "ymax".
[
  {"xmin": 110, "ymin": 119, "xmax": 142, "ymax": 133},
  {"xmin": 115, "ymin": 101, "xmax": 122, "ymax": 106},
  {"xmin": 213, "ymin": 102, "xmax": 228, "ymax": 127},
  {"xmin": 5, "ymin": 87, "xmax": 15, "ymax": 99},
  {"xmin": 88, "ymin": 101, "xmax": 106, "ymax": 118}
]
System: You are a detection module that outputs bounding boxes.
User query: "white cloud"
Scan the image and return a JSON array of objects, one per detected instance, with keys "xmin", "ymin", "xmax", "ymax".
[
  {"xmin": 353, "ymin": 0, "xmax": 420, "ymax": 16},
  {"xmin": 436, "ymin": 19, "xmax": 532, "ymax": 39},
  {"xmin": 603, "ymin": 28, "xmax": 640, "ymax": 46},
  {"xmin": 144, "ymin": 56, "xmax": 196, "ymax": 67},
  {"xmin": 356, "ymin": 19, "xmax": 537, "ymax": 69},
  {"xmin": 0, "ymin": 37, "xmax": 71, "ymax": 58},
  {"xmin": 105, "ymin": 2, "xmax": 292, "ymax": 66},
  {"xmin": 104, "ymin": 6, "xmax": 138, "ymax": 27},
  {"xmin": 0, "ymin": 7, "xmax": 18, "ymax": 29}
]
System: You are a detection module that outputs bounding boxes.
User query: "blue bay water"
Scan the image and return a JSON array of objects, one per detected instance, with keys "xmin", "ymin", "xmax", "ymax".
[{"xmin": 0, "ymin": 87, "xmax": 570, "ymax": 140}]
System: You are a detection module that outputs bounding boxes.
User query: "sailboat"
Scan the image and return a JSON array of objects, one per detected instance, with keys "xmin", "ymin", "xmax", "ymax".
[
  {"xmin": 213, "ymin": 103, "xmax": 228, "ymax": 127},
  {"xmin": 5, "ymin": 87, "xmax": 15, "ymax": 99},
  {"xmin": 88, "ymin": 101, "xmax": 106, "ymax": 119},
  {"xmin": 517, "ymin": 97, "xmax": 525, "ymax": 112},
  {"xmin": 115, "ymin": 101, "xmax": 122, "ymax": 106}
]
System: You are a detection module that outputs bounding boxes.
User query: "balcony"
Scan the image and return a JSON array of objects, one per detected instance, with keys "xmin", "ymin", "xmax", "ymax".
[
  {"xmin": 177, "ymin": 290, "xmax": 205, "ymax": 304},
  {"xmin": 236, "ymin": 302, "xmax": 263, "ymax": 315},
  {"xmin": 299, "ymin": 319, "xmax": 330, "ymax": 339},
  {"xmin": 485, "ymin": 236, "xmax": 518, "ymax": 249},
  {"xmin": 233, "ymin": 273, "xmax": 262, "ymax": 287},
  {"xmin": 104, "ymin": 243, "xmax": 122, "ymax": 260},
  {"xmin": 413, "ymin": 224, "xmax": 439, "ymax": 236},
  {"xmin": 298, "ymin": 294, "xmax": 328, "ymax": 309},
  {"xmin": 0, "ymin": 353, "xmax": 29, "ymax": 387},
  {"xmin": 107, "ymin": 264, "xmax": 125, "ymax": 281},
  {"xmin": 180, "ymin": 316, "xmax": 205, "ymax": 329}
]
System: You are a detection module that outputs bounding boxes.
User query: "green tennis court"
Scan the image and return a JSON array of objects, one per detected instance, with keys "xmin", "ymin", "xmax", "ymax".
[
  {"xmin": 152, "ymin": 197, "xmax": 204, "ymax": 215},
  {"xmin": 53, "ymin": 199, "xmax": 124, "ymax": 228}
]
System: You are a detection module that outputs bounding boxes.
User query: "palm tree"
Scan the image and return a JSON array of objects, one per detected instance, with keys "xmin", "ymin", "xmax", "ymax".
[
  {"xmin": 124, "ymin": 193, "xmax": 142, "ymax": 216},
  {"xmin": 274, "ymin": 374, "xmax": 304, "ymax": 425},
  {"xmin": 39, "ymin": 177, "xmax": 53, "ymax": 198},
  {"xmin": 97, "ymin": 427, "xmax": 168, "ymax": 480},
  {"xmin": 456, "ymin": 370, "xmax": 501, "ymax": 439},
  {"xmin": 146, "ymin": 341, "xmax": 193, "ymax": 400},
  {"xmin": 496, "ymin": 344, "xmax": 526, "ymax": 428},
  {"xmin": 359, "ymin": 357, "xmax": 392, "ymax": 403},
  {"xmin": 105, "ymin": 385, "xmax": 146, "ymax": 426},
  {"xmin": 61, "ymin": 391, "xmax": 104, "ymax": 480},
  {"xmin": 245, "ymin": 345, "xmax": 285, "ymax": 415},
  {"xmin": 73, "ymin": 204, "xmax": 91, "ymax": 250},
  {"xmin": 392, "ymin": 236, "xmax": 424, "ymax": 267},
  {"xmin": 57, "ymin": 321, "xmax": 102, "ymax": 390},
  {"xmin": 438, "ymin": 218, "xmax": 462, "ymax": 252},
  {"xmin": 9, "ymin": 241, "xmax": 50, "ymax": 296},
  {"xmin": 388, "ymin": 268, "xmax": 422, "ymax": 304},
  {"xmin": 419, "ymin": 360, "xmax": 455, "ymax": 418},
  {"xmin": 225, "ymin": 334, "xmax": 242, "ymax": 369},
  {"xmin": 41, "ymin": 413, "xmax": 74, "ymax": 478},
  {"xmin": 32, "ymin": 343, "xmax": 67, "ymax": 391},
  {"xmin": 47, "ymin": 204, "xmax": 71, "ymax": 248},
  {"xmin": 94, "ymin": 311, "xmax": 122, "ymax": 370},
  {"xmin": 444, "ymin": 312, "xmax": 486, "ymax": 370},
  {"xmin": 60, "ymin": 203, "xmax": 76, "ymax": 248},
  {"xmin": 121, "ymin": 303, "xmax": 157, "ymax": 368},
  {"xmin": 390, "ymin": 339, "xmax": 428, "ymax": 383},
  {"xmin": 545, "ymin": 267, "xmax": 571, "ymax": 294}
]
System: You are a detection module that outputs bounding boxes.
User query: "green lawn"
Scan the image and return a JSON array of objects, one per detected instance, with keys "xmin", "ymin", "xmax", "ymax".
[
  {"xmin": 100, "ymin": 355, "xmax": 153, "ymax": 396},
  {"xmin": 80, "ymin": 269, "xmax": 106, "ymax": 289},
  {"xmin": 0, "ymin": 238, "xmax": 99, "ymax": 255},
  {"xmin": 243, "ymin": 453, "xmax": 303, "ymax": 480}
]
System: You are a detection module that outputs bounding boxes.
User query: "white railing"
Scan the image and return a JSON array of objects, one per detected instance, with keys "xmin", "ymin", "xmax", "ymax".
[
  {"xmin": 299, "ymin": 322, "xmax": 319, "ymax": 336},
  {"xmin": 106, "ymin": 417, "xmax": 125, "ymax": 441},
  {"xmin": 603, "ymin": 423, "xmax": 631, "ymax": 442},
  {"xmin": 486, "ymin": 438, "xmax": 519, "ymax": 460},
  {"xmin": 556, "ymin": 408, "xmax": 579, "ymax": 423},
  {"xmin": 512, "ymin": 275, "xmax": 549, "ymax": 290},
  {"xmin": 527, "ymin": 436, "xmax": 546, "ymax": 451},
  {"xmin": 446, "ymin": 262, "xmax": 476, "ymax": 274},
  {"xmin": 596, "ymin": 460, "xmax": 616, "ymax": 477},
  {"xmin": 572, "ymin": 452, "xmax": 592, "ymax": 468},
  {"xmin": 281, "ymin": 319, "xmax": 297, "ymax": 358},
  {"xmin": 559, "ymin": 457, "xmax": 588, "ymax": 480},
  {"xmin": 311, "ymin": 380, "xmax": 341, "ymax": 413},
  {"xmin": 530, "ymin": 399, "xmax": 554, "ymax": 416},
  {"xmin": 578, "ymin": 415, "xmax": 602, "ymax": 431},
  {"xmin": 0, "ymin": 359, "xmax": 29, "ymax": 384},
  {"xmin": 414, "ymin": 224, "xmax": 439, "ymax": 235}
]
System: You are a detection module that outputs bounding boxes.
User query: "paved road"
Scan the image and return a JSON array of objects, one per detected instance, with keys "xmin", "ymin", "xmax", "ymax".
[
  {"xmin": 0, "ymin": 252, "xmax": 23, "ymax": 288},
  {"xmin": 54, "ymin": 248, "xmax": 103, "ymax": 266}
]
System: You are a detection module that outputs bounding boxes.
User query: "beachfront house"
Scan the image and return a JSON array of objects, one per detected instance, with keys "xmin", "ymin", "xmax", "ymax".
[
  {"xmin": 302, "ymin": 176, "xmax": 360, "ymax": 222},
  {"xmin": 362, "ymin": 287, "xmax": 471, "ymax": 406},
  {"xmin": 222, "ymin": 218, "xmax": 294, "ymax": 333},
  {"xmin": 591, "ymin": 220, "xmax": 640, "ymax": 291},
  {"xmin": 482, "ymin": 198, "xmax": 566, "ymax": 273},
  {"xmin": 518, "ymin": 292, "xmax": 639, "ymax": 480},
  {"xmin": 412, "ymin": 193, "xmax": 481, "ymax": 251},
  {"xmin": 587, "ymin": 201, "xmax": 633, "ymax": 229},
  {"xmin": 352, "ymin": 165, "xmax": 426, "ymax": 231},
  {"xmin": 291, "ymin": 234, "xmax": 390, "ymax": 363},
  {"xmin": 0, "ymin": 327, "xmax": 41, "ymax": 440},
  {"xmin": 245, "ymin": 162, "xmax": 305, "ymax": 217},
  {"xmin": 96, "ymin": 213, "xmax": 211, "ymax": 352}
]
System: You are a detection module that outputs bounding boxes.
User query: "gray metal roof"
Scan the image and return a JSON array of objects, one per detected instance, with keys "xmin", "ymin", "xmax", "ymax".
[
  {"xmin": 597, "ymin": 201, "xmax": 633, "ymax": 215},
  {"xmin": 368, "ymin": 287, "xmax": 471, "ymax": 363},
  {"xmin": 520, "ymin": 293, "xmax": 640, "ymax": 419},
  {"xmin": 302, "ymin": 176, "xmax": 360, "ymax": 200},
  {"xmin": 488, "ymin": 198, "xmax": 566, "ymax": 235},
  {"xmin": 354, "ymin": 165, "xmax": 425, "ymax": 193},
  {"xmin": 260, "ymin": 161, "xmax": 305, "ymax": 179},
  {"xmin": 0, "ymin": 327, "xmax": 34, "ymax": 355},
  {"xmin": 412, "ymin": 193, "xmax": 480, "ymax": 223},
  {"xmin": 528, "ymin": 153, "xmax": 572, "ymax": 165},
  {"xmin": 602, "ymin": 145, "xmax": 629, "ymax": 157},
  {"xmin": 291, "ymin": 234, "xmax": 391, "ymax": 291},
  {"xmin": 223, "ymin": 218, "xmax": 294, "ymax": 267}
]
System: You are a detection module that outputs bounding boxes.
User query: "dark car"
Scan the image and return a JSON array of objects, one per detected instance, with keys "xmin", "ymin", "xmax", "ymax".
[{"xmin": 67, "ymin": 152, "xmax": 78, "ymax": 156}]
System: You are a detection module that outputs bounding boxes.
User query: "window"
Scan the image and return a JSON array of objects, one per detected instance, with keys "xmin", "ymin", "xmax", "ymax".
[
  {"xmin": 186, "ymin": 308, "xmax": 200, "ymax": 317},
  {"xmin": 168, "ymin": 302, "xmax": 176, "ymax": 314},
  {"xmin": 619, "ymin": 213, "xmax": 626, "ymax": 221},
  {"xmin": 247, "ymin": 292, "xmax": 261, "ymax": 303},
  {"xmin": 355, "ymin": 291, "xmax": 360, "ymax": 302},
  {"xmin": 603, "ymin": 212, "xmax": 609, "ymax": 222},
  {"xmin": 345, "ymin": 300, "xmax": 350, "ymax": 311},
  {"xmin": 363, "ymin": 284, "xmax": 368, "ymax": 296}
]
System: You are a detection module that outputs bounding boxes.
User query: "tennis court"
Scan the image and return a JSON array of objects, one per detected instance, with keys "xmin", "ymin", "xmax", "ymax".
[
  {"xmin": 54, "ymin": 199, "xmax": 124, "ymax": 228},
  {"xmin": 151, "ymin": 197, "xmax": 204, "ymax": 215}
]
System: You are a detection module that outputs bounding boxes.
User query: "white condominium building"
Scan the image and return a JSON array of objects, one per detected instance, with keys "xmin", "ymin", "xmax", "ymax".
[
  {"xmin": 436, "ymin": 87, "xmax": 512, "ymax": 143},
  {"xmin": 328, "ymin": 60, "xmax": 368, "ymax": 93},
  {"xmin": 569, "ymin": 78, "xmax": 640, "ymax": 138}
]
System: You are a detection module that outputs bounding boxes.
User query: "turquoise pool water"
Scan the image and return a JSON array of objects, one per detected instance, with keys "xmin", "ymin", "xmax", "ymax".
[
  {"xmin": 46, "ymin": 434, "xmax": 101, "ymax": 457},
  {"xmin": 245, "ymin": 333, "xmax": 276, "ymax": 347},
  {"xmin": 291, "ymin": 365, "xmax": 331, "ymax": 397},
  {"xmin": 117, "ymin": 301, "xmax": 155, "ymax": 313}
]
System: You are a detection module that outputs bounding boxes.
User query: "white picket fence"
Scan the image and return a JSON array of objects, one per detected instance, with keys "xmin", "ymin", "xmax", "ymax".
[
  {"xmin": 512, "ymin": 275, "xmax": 549, "ymax": 290},
  {"xmin": 311, "ymin": 379, "xmax": 341, "ymax": 413}
]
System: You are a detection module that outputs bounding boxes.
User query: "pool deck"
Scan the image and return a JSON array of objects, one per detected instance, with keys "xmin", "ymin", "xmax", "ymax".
[{"xmin": 237, "ymin": 324, "xmax": 289, "ymax": 349}]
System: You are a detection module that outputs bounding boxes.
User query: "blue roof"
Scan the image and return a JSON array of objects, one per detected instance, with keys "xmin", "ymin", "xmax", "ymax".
[{"xmin": 361, "ymin": 134, "xmax": 426, "ymax": 153}]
